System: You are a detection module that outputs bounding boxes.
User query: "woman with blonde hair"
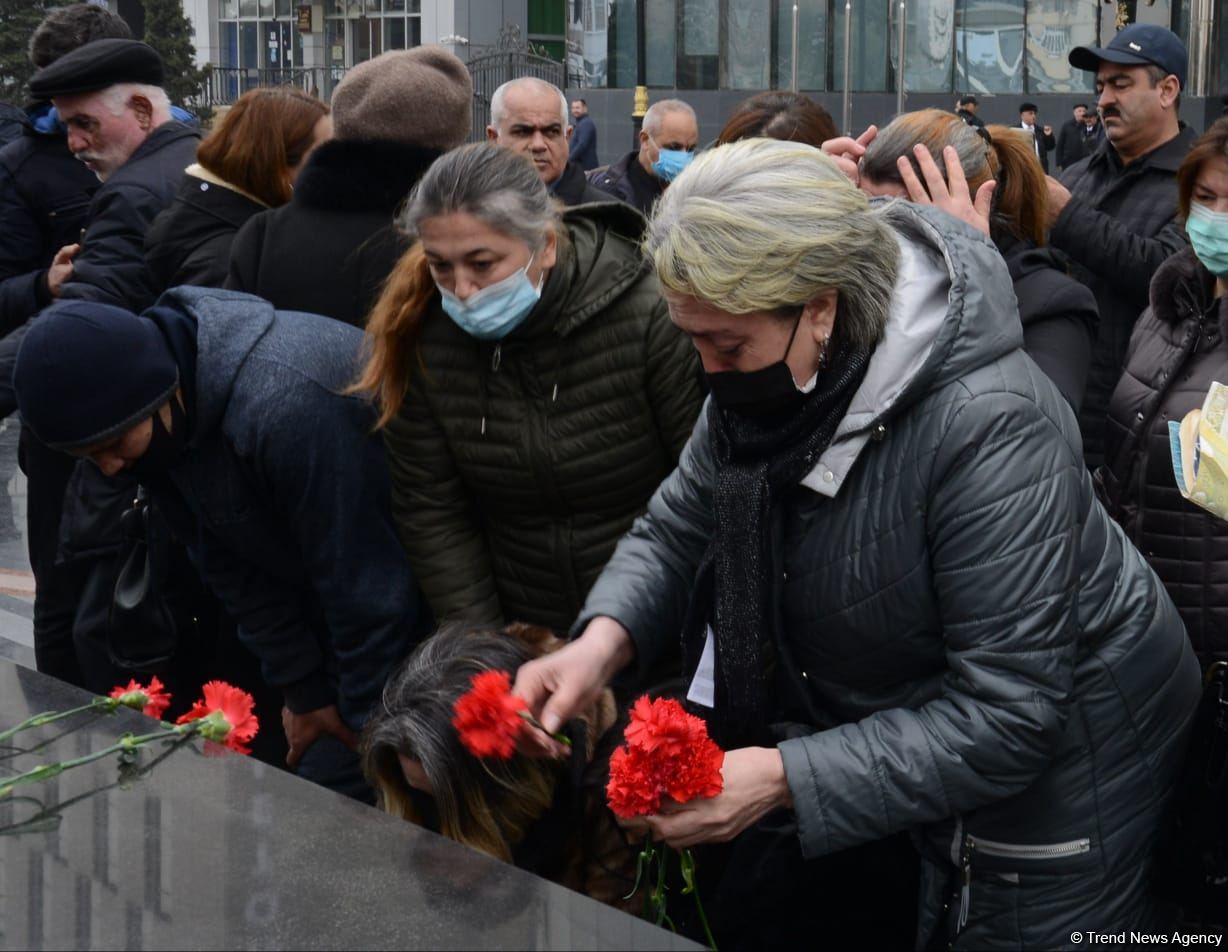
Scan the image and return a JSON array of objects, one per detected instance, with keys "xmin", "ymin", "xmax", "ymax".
[
  {"xmin": 514, "ymin": 137, "xmax": 1199, "ymax": 948},
  {"xmin": 146, "ymin": 86, "xmax": 331, "ymax": 290},
  {"xmin": 354, "ymin": 142, "xmax": 700, "ymax": 636},
  {"xmin": 858, "ymin": 108, "xmax": 1098, "ymax": 411}
]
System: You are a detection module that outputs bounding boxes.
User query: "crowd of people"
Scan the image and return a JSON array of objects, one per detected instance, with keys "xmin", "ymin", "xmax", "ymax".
[{"xmin": 1, "ymin": 4, "xmax": 1226, "ymax": 947}]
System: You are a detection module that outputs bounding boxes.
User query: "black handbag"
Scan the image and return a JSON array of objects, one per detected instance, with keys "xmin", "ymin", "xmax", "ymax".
[
  {"xmin": 1151, "ymin": 660, "xmax": 1228, "ymax": 923},
  {"xmin": 108, "ymin": 486, "xmax": 180, "ymax": 669}
]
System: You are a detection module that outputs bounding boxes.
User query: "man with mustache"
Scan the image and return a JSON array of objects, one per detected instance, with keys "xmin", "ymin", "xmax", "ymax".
[{"xmin": 1044, "ymin": 25, "xmax": 1195, "ymax": 470}]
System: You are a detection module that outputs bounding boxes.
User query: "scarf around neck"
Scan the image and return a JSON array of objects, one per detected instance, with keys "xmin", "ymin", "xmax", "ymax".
[{"xmin": 683, "ymin": 336, "xmax": 872, "ymax": 748}]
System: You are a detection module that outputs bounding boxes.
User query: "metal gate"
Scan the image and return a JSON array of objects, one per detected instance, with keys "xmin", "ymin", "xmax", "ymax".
[{"xmin": 466, "ymin": 25, "xmax": 566, "ymax": 141}]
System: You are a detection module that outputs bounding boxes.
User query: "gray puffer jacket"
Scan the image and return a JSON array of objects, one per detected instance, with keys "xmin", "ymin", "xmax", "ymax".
[{"xmin": 577, "ymin": 203, "xmax": 1201, "ymax": 949}]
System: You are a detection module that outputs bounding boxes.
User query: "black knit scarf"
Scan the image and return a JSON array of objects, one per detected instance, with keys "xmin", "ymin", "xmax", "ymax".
[{"xmin": 683, "ymin": 337, "xmax": 872, "ymax": 748}]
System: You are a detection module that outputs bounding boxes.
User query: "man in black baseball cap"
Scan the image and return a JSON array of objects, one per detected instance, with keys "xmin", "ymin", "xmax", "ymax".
[
  {"xmin": 1043, "ymin": 23, "xmax": 1194, "ymax": 471},
  {"xmin": 955, "ymin": 93, "xmax": 985, "ymax": 129}
]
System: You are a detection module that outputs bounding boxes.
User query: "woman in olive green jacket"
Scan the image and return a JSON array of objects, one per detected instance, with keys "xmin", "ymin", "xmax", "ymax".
[{"xmin": 357, "ymin": 143, "xmax": 701, "ymax": 634}]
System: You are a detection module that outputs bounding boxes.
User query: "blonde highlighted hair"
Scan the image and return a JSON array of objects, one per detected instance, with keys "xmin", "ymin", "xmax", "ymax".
[{"xmin": 646, "ymin": 137, "xmax": 899, "ymax": 349}]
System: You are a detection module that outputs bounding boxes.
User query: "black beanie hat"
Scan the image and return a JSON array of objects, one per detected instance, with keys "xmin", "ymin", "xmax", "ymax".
[{"xmin": 15, "ymin": 301, "xmax": 178, "ymax": 451}]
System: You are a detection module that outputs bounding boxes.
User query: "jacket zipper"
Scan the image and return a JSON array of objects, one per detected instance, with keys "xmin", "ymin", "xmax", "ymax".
[{"xmin": 955, "ymin": 835, "xmax": 1090, "ymax": 938}]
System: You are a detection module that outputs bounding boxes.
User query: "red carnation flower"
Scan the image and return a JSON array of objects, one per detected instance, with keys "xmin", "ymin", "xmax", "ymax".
[
  {"xmin": 452, "ymin": 670, "xmax": 528, "ymax": 759},
  {"xmin": 175, "ymin": 681, "xmax": 259, "ymax": 754},
  {"xmin": 109, "ymin": 676, "xmax": 172, "ymax": 720},
  {"xmin": 606, "ymin": 695, "xmax": 725, "ymax": 818}
]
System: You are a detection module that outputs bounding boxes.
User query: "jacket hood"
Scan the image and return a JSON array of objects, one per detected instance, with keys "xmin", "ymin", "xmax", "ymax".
[
  {"xmin": 804, "ymin": 201, "xmax": 1022, "ymax": 498},
  {"xmin": 293, "ymin": 138, "xmax": 440, "ymax": 214},
  {"xmin": 154, "ymin": 286, "xmax": 277, "ymax": 442},
  {"xmin": 1148, "ymin": 245, "xmax": 1222, "ymax": 329},
  {"xmin": 547, "ymin": 202, "xmax": 652, "ymax": 337}
]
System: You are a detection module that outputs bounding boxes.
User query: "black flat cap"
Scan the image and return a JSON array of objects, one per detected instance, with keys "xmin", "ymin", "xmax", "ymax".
[{"xmin": 28, "ymin": 38, "xmax": 163, "ymax": 98}]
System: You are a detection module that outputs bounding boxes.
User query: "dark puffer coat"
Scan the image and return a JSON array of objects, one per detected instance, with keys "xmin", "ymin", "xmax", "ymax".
[
  {"xmin": 1098, "ymin": 247, "xmax": 1228, "ymax": 663},
  {"xmin": 226, "ymin": 139, "xmax": 435, "ymax": 327},
  {"xmin": 59, "ymin": 120, "xmax": 200, "ymax": 312},
  {"xmin": 578, "ymin": 203, "xmax": 1201, "ymax": 949},
  {"xmin": 384, "ymin": 203, "xmax": 702, "ymax": 634},
  {"xmin": 145, "ymin": 169, "xmax": 265, "ymax": 291},
  {"xmin": 1052, "ymin": 126, "xmax": 1196, "ymax": 469}
]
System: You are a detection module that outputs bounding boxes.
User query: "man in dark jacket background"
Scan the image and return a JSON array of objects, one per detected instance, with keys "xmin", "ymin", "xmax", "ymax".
[
  {"xmin": 1055, "ymin": 103, "xmax": 1088, "ymax": 171},
  {"xmin": 227, "ymin": 46, "xmax": 470, "ymax": 328},
  {"xmin": 1046, "ymin": 24, "xmax": 1195, "ymax": 469},
  {"xmin": 14, "ymin": 289, "xmax": 427, "ymax": 797},
  {"xmin": 569, "ymin": 97, "xmax": 599, "ymax": 171},
  {"xmin": 955, "ymin": 94, "xmax": 985, "ymax": 128},
  {"xmin": 588, "ymin": 98, "xmax": 698, "ymax": 216},
  {"xmin": 487, "ymin": 78, "xmax": 609, "ymax": 206},
  {"xmin": 1019, "ymin": 102, "xmax": 1055, "ymax": 173}
]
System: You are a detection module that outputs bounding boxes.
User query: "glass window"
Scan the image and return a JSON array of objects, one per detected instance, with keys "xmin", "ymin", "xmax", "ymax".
[
  {"xmin": 647, "ymin": 0, "xmax": 676, "ymax": 86},
  {"xmin": 608, "ymin": 0, "xmax": 637, "ymax": 88},
  {"xmin": 385, "ymin": 16, "xmax": 406, "ymax": 49},
  {"xmin": 221, "ymin": 0, "xmax": 239, "ymax": 17},
  {"xmin": 833, "ymin": 0, "xmax": 889, "ymax": 91},
  {"xmin": 326, "ymin": 19, "xmax": 346, "ymax": 67},
  {"xmin": 725, "ymin": 0, "xmax": 771, "ymax": 89},
  {"xmin": 387, "ymin": 0, "xmax": 406, "ymax": 9},
  {"xmin": 775, "ymin": 0, "xmax": 826, "ymax": 90},
  {"xmin": 240, "ymin": 0, "xmax": 259, "ymax": 16},
  {"xmin": 895, "ymin": 0, "xmax": 955, "ymax": 93},
  {"xmin": 574, "ymin": 0, "xmax": 609, "ymax": 86},
  {"xmin": 409, "ymin": 16, "xmax": 421, "ymax": 45},
  {"xmin": 955, "ymin": 0, "xmax": 1025, "ymax": 93},
  {"xmin": 259, "ymin": 0, "xmax": 275, "ymax": 16},
  {"xmin": 366, "ymin": 0, "xmax": 382, "ymax": 12},
  {"xmin": 1025, "ymin": 0, "xmax": 1096, "ymax": 93},
  {"xmin": 680, "ymin": 0, "xmax": 719, "ymax": 88},
  {"xmin": 240, "ymin": 21, "xmax": 259, "ymax": 70},
  {"xmin": 276, "ymin": 0, "xmax": 292, "ymax": 15},
  {"xmin": 220, "ymin": 21, "xmax": 239, "ymax": 68}
]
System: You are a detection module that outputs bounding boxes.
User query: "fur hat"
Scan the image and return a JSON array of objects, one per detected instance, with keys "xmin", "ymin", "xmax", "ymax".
[{"xmin": 331, "ymin": 46, "xmax": 472, "ymax": 152}]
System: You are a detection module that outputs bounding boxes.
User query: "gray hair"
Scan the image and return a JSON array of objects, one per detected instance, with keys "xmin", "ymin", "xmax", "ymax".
[
  {"xmin": 643, "ymin": 98, "xmax": 696, "ymax": 137},
  {"xmin": 489, "ymin": 76, "xmax": 568, "ymax": 130},
  {"xmin": 98, "ymin": 83, "xmax": 171, "ymax": 121},
  {"xmin": 399, "ymin": 142, "xmax": 555, "ymax": 250},
  {"xmin": 859, "ymin": 108, "xmax": 989, "ymax": 191},
  {"xmin": 647, "ymin": 137, "xmax": 899, "ymax": 350}
]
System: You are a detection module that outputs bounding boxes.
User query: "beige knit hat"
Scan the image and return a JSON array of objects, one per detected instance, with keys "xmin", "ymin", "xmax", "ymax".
[{"xmin": 331, "ymin": 46, "xmax": 472, "ymax": 151}]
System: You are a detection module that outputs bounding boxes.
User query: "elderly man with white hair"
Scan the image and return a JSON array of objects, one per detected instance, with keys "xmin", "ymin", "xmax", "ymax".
[
  {"xmin": 486, "ymin": 76, "xmax": 610, "ymax": 207},
  {"xmin": 589, "ymin": 98, "xmax": 698, "ymax": 216},
  {"xmin": 27, "ymin": 38, "xmax": 199, "ymax": 311}
]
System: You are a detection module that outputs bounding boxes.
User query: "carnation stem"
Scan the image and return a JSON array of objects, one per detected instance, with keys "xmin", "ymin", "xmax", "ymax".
[
  {"xmin": 516, "ymin": 710, "xmax": 571, "ymax": 747},
  {"xmin": 0, "ymin": 722, "xmax": 199, "ymax": 798},
  {"xmin": 681, "ymin": 848, "xmax": 718, "ymax": 950},
  {"xmin": 651, "ymin": 839, "xmax": 670, "ymax": 928},
  {"xmin": 0, "ymin": 698, "xmax": 116, "ymax": 744}
]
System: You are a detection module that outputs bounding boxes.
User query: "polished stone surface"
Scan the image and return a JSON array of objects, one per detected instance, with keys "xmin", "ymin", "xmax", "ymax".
[{"xmin": 0, "ymin": 661, "xmax": 696, "ymax": 950}]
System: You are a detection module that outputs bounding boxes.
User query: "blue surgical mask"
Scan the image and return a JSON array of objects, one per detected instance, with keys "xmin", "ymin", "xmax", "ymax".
[
  {"xmin": 1187, "ymin": 203, "xmax": 1228, "ymax": 279},
  {"xmin": 650, "ymin": 139, "xmax": 694, "ymax": 182},
  {"xmin": 438, "ymin": 254, "xmax": 544, "ymax": 341}
]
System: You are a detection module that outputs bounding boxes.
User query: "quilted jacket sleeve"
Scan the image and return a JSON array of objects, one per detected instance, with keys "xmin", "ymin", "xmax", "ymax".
[
  {"xmin": 61, "ymin": 182, "xmax": 163, "ymax": 310},
  {"xmin": 574, "ymin": 406, "xmax": 716, "ymax": 675},
  {"xmin": 644, "ymin": 297, "xmax": 703, "ymax": 459},
  {"xmin": 384, "ymin": 376, "xmax": 503, "ymax": 625},
  {"xmin": 1050, "ymin": 197, "xmax": 1187, "ymax": 306},
  {"xmin": 779, "ymin": 390, "xmax": 1084, "ymax": 858}
]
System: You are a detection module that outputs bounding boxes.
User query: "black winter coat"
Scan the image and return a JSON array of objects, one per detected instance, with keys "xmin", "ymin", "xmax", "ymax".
[
  {"xmin": 59, "ymin": 120, "xmax": 200, "ymax": 312},
  {"xmin": 146, "ymin": 171, "xmax": 266, "ymax": 292},
  {"xmin": 1098, "ymin": 248, "xmax": 1228, "ymax": 663},
  {"xmin": 226, "ymin": 139, "xmax": 436, "ymax": 327},
  {"xmin": 552, "ymin": 160, "xmax": 612, "ymax": 207},
  {"xmin": 0, "ymin": 104, "xmax": 99, "ymax": 335},
  {"xmin": 1055, "ymin": 118, "xmax": 1084, "ymax": 171},
  {"xmin": 588, "ymin": 150, "xmax": 663, "ymax": 217},
  {"xmin": 579, "ymin": 203, "xmax": 1200, "ymax": 948},
  {"xmin": 997, "ymin": 233, "xmax": 1098, "ymax": 412},
  {"xmin": 1051, "ymin": 125, "xmax": 1196, "ymax": 469}
]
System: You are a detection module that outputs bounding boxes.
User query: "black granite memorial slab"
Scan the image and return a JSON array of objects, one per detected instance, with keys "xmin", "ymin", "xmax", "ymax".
[{"xmin": 0, "ymin": 661, "xmax": 698, "ymax": 950}]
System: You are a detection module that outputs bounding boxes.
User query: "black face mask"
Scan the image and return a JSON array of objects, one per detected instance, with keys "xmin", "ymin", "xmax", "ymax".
[
  {"xmin": 126, "ymin": 395, "xmax": 189, "ymax": 482},
  {"xmin": 705, "ymin": 313, "xmax": 811, "ymax": 418}
]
